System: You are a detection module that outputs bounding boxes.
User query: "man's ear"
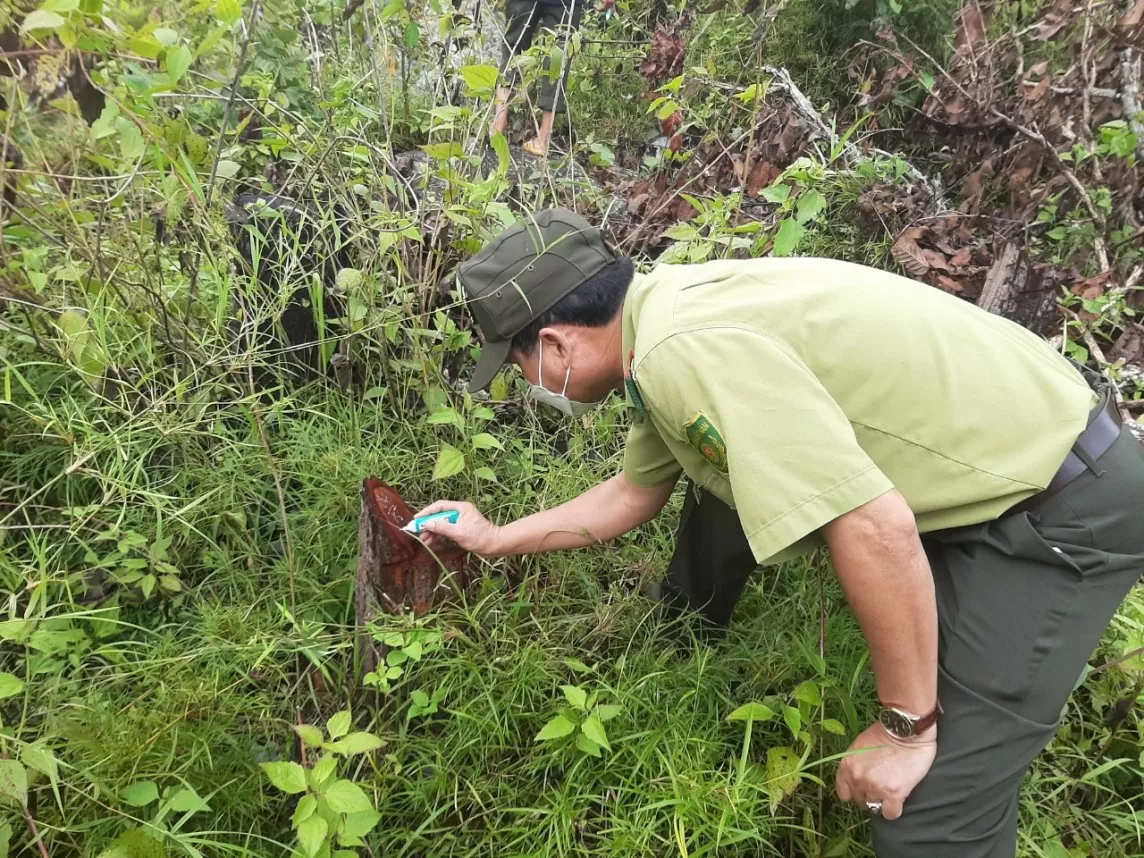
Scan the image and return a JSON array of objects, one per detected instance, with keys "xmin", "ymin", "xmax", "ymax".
[{"xmin": 537, "ymin": 326, "xmax": 571, "ymax": 360}]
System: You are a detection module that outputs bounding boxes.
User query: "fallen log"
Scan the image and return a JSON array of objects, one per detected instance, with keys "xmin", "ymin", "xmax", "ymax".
[{"xmin": 355, "ymin": 478, "xmax": 468, "ymax": 675}]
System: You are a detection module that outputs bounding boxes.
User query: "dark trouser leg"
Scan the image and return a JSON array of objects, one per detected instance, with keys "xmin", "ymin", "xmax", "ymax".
[
  {"xmin": 873, "ymin": 427, "xmax": 1144, "ymax": 858},
  {"xmin": 656, "ymin": 480, "xmax": 758, "ymax": 627},
  {"xmin": 534, "ymin": 4, "xmax": 583, "ymax": 114},
  {"xmin": 499, "ymin": 0, "xmax": 538, "ymax": 87}
]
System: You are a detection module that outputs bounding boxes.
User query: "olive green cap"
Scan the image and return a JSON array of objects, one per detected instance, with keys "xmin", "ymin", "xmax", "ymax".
[{"xmin": 457, "ymin": 209, "xmax": 615, "ymax": 392}]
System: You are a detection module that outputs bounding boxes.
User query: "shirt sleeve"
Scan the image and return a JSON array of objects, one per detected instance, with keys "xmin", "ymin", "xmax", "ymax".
[
  {"xmin": 639, "ymin": 326, "xmax": 895, "ymax": 563},
  {"xmin": 623, "ymin": 418, "xmax": 683, "ymax": 487}
]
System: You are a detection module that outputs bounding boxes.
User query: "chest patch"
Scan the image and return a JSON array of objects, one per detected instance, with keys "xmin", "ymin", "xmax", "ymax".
[{"xmin": 684, "ymin": 411, "xmax": 728, "ymax": 473}]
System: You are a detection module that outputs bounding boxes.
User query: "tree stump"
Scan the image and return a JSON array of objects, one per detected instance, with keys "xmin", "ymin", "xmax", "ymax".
[{"xmin": 355, "ymin": 478, "xmax": 468, "ymax": 675}]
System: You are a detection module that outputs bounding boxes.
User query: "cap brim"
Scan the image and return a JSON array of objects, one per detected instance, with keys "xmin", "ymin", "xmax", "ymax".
[{"xmin": 467, "ymin": 338, "xmax": 513, "ymax": 393}]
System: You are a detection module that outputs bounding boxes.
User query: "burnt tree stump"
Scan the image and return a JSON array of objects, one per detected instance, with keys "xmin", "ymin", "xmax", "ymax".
[{"xmin": 355, "ymin": 478, "xmax": 468, "ymax": 675}]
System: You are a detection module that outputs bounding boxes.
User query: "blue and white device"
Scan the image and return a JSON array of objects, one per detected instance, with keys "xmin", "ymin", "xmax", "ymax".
[{"xmin": 401, "ymin": 510, "xmax": 460, "ymax": 534}]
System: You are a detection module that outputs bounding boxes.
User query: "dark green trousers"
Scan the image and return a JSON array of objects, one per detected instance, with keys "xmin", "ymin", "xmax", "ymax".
[
  {"xmin": 661, "ymin": 427, "xmax": 1144, "ymax": 857},
  {"xmin": 500, "ymin": 0, "xmax": 583, "ymax": 113}
]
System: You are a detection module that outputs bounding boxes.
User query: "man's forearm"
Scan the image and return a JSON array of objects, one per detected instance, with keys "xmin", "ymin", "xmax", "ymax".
[
  {"xmin": 823, "ymin": 490, "xmax": 939, "ymax": 717},
  {"xmin": 494, "ymin": 472, "xmax": 674, "ymax": 557}
]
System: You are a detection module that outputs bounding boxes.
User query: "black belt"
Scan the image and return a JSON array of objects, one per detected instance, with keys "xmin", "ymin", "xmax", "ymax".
[{"xmin": 1007, "ymin": 389, "xmax": 1123, "ymax": 517}]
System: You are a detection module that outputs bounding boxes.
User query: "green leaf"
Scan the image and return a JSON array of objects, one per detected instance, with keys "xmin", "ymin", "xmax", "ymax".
[
  {"xmin": 309, "ymin": 754, "xmax": 337, "ymax": 790},
  {"xmin": 340, "ymin": 808, "xmax": 381, "ymax": 839},
  {"xmin": 326, "ymin": 710, "xmax": 352, "ymax": 740},
  {"xmin": 772, "ymin": 218, "xmax": 806, "ymax": 257},
  {"xmin": 489, "ymin": 373, "xmax": 509, "ymax": 401},
  {"xmin": 214, "ymin": 160, "xmax": 240, "ymax": 179},
  {"xmin": 0, "ymin": 760, "xmax": 27, "ymax": 807},
  {"xmin": 165, "ymin": 786, "xmax": 209, "ymax": 814},
  {"xmin": 727, "ymin": 702, "xmax": 777, "ymax": 722},
  {"xmin": 292, "ymin": 794, "xmax": 317, "ymax": 828},
  {"xmin": 293, "ymin": 723, "xmax": 325, "ymax": 747},
  {"xmin": 433, "ymin": 444, "xmax": 466, "ymax": 480},
  {"xmin": 97, "ymin": 828, "xmax": 166, "ymax": 858},
  {"xmin": 217, "ymin": 0, "xmax": 242, "ymax": 26},
  {"xmin": 20, "ymin": 10, "xmax": 66, "ymax": 33},
  {"xmin": 761, "ymin": 183, "xmax": 791, "ymax": 204},
  {"xmin": 166, "ymin": 44, "xmax": 193, "ymax": 85},
  {"xmin": 580, "ymin": 714, "xmax": 611, "ymax": 752},
  {"xmin": 765, "ymin": 746, "xmax": 802, "ymax": 811},
  {"xmin": 410, "ymin": 689, "xmax": 429, "ymax": 707},
  {"xmin": 535, "ymin": 714, "xmax": 577, "ymax": 742},
  {"xmin": 260, "ymin": 761, "xmax": 307, "ymax": 794},
  {"xmin": 19, "ymin": 744, "xmax": 58, "ymax": 783},
  {"xmin": 460, "ymin": 64, "xmax": 499, "ymax": 98},
  {"xmin": 427, "ymin": 407, "xmax": 462, "ymax": 427},
  {"xmin": 296, "ymin": 814, "xmax": 328, "ymax": 858},
  {"xmin": 782, "ymin": 705, "xmax": 802, "ymax": 737},
  {"xmin": 325, "ymin": 733, "xmax": 384, "ymax": 756},
  {"xmin": 0, "ymin": 673, "xmax": 23, "ymax": 700},
  {"xmin": 595, "ymin": 704, "xmax": 622, "ymax": 722},
  {"xmin": 474, "ymin": 467, "xmax": 498, "ymax": 483},
  {"xmin": 323, "ymin": 779, "xmax": 373, "ymax": 814},
  {"xmin": 420, "ymin": 141, "xmax": 465, "ymax": 161},
  {"xmin": 575, "ymin": 731, "xmax": 603, "ymax": 757},
  {"xmin": 470, "ymin": 432, "xmax": 502, "ymax": 450},
  {"xmin": 0, "ymin": 820, "xmax": 11, "ymax": 858},
  {"xmin": 793, "ymin": 681, "xmax": 823, "ymax": 707},
  {"xmin": 820, "ymin": 718, "xmax": 846, "ymax": 735},
  {"xmin": 490, "ymin": 131, "xmax": 510, "ymax": 174},
  {"xmin": 153, "ymin": 27, "xmax": 179, "ymax": 47},
  {"xmin": 795, "ymin": 190, "xmax": 827, "ymax": 223},
  {"xmin": 121, "ymin": 780, "xmax": 160, "ymax": 807},
  {"xmin": 116, "ymin": 117, "xmax": 145, "ymax": 162},
  {"xmin": 561, "ymin": 685, "xmax": 588, "ymax": 710}
]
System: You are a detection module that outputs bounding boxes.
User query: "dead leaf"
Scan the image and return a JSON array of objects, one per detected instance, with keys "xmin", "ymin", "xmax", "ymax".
[
  {"xmin": 1109, "ymin": 324, "xmax": 1144, "ymax": 365},
  {"xmin": 1117, "ymin": 0, "xmax": 1144, "ymax": 46},
  {"xmin": 937, "ymin": 275, "xmax": 964, "ymax": 293},
  {"xmin": 639, "ymin": 28, "xmax": 686, "ymax": 84},
  {"xmin": 747, "ymin": 161, "xmax": 780, "ymax": 196},
  {"xmin": 954, "ymin": 3, "xmax": 988, "ymax": 54},
  {"xmin": 1024, "ymin": 75, "xmax": 1051, "ymax": 102},
  {"xmin": 892, "ymin": 228, "xmax": 933, "ymax": 278},
  {"xmin": 1030, "ymin": 60, "xmax": 1050, "ymax": 76},
  {"xmin": 1032, "ymin": 15, "xmax": 1069, "ymax": 42},
  {"xmin": 950, "ymin": 247, "xmax": 973, "ymax": 267}
]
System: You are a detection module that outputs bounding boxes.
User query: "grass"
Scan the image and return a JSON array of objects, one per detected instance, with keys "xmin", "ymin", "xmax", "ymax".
[
  {"xmin": 3, "ymin": 346, "xmax": 1142, "ymax": 857},
  {"xmin": 1, "ymin": 1, "xmax": 1142, "ymax": 855}
]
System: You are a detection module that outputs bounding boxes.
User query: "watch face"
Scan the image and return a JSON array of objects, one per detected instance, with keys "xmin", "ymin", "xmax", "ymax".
[{"xmin": 879, "ymin": 708, "xmax": 914, "ymax": 738}]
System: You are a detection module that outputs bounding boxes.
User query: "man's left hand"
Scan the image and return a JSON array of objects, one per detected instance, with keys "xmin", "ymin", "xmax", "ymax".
[{"xmin": 836, "ymin": 721, "xmax": 937, "ymax": 820}]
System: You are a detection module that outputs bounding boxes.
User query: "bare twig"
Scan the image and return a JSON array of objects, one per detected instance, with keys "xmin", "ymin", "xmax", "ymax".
[
  {"xmin": 1120, "ymin": 47, "xmax": 1144, "ymax": 161},
  {"xmin": 764, "ymin": 64, "xmax": 949, "ymax": 209},
  {"xmin": 24, "ymin": 804, "xmax": 50, "ymax": 858},
  {"xmin": 899, "ymin": 35, "xmax": 1110, "ymax": 271},
  {"xmin": 1089, "ymin": 645, "xmax": 1144, "ymax": 676},
  {"xmin": 1062, "ymin": 308, "xmax": 1128, "ymax": 416}
]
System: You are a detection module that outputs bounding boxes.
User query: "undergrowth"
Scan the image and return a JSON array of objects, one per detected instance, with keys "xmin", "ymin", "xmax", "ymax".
[{"xmin": 1, "ymin": 1, "xmax": 1141, "ymax": 857}]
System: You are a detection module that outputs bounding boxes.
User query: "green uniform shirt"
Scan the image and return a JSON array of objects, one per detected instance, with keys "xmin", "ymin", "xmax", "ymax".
[{"xmin": 621, "ymin": 257, "xmax": 1097, "ymax": 566}]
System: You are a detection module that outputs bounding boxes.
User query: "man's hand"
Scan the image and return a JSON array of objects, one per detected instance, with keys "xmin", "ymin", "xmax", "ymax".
[
  {"xmin": 410, "ymin": 501, "xmax": 501, "ymax": 555},
  {"xmin": 836, "ymin": 721, "xmax": 937, "ymax": 820}
]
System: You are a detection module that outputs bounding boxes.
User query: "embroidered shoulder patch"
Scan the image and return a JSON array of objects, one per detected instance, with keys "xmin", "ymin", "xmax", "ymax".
[{"xmin": 684, "ymin": 411, "xmax": 728, "ymax": 473}]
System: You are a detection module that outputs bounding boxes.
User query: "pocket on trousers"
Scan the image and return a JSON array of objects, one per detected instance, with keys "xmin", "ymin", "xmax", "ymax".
[{"xmin": 938, "ymin": 512, "xmax": 1082, "ymax": 708}]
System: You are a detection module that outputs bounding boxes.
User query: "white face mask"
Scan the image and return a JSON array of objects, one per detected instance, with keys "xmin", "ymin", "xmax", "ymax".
[{"xmin": 529, "ymin": 341, "xmax": 601, "ymax": 418}]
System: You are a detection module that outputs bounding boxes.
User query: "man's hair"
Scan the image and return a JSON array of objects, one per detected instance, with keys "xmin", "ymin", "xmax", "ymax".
[{"xmin": 510, "ymin": 256, "xmax": 634, "ymax": 356}]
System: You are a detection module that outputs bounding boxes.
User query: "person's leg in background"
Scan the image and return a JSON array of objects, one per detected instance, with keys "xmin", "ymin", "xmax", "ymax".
[
  {"xmin": 523, "ymin": 1, "xmax": 585, "ymax": 156},
  {"xmin": 872, "ymin": 427, "xmax": 1144, "ymax": 858},
  {"xmin": 649, "ymin": 480, "xmax": 758, "ymax": 632},
  {"xmin": 491, "ymin": 0, "xmax": 539, "ymax": 138}
]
